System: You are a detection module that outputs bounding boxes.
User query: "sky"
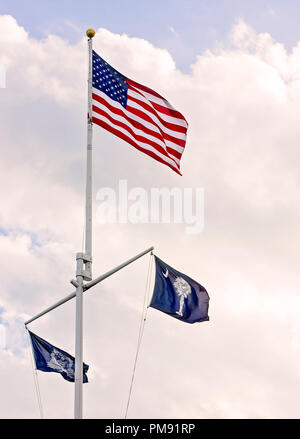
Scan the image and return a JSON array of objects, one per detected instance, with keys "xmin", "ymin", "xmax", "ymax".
[
  {"xmin": 1, "ymin": 1, "xmax": 300, "ymax": 419},
  {"xmin": 2, "ymin": 0, "xmax": 300, "ymax": 71}
]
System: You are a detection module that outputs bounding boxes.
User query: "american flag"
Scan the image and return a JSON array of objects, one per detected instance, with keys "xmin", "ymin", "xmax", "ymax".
[{"xmin": 91, "ymin": 50, "xmax": 188, "ymax": 175}]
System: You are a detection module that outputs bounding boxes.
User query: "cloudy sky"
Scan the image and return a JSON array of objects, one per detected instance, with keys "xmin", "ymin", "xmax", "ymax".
[{"xmin": 1, "ymin": 1, "xmax": 300, "ymax": 419}]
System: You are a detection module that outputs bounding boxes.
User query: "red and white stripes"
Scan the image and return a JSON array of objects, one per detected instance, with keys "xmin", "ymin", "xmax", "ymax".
[{"xmin": 92, "ymin": 77, "xmax": 188, "ymax": 175}]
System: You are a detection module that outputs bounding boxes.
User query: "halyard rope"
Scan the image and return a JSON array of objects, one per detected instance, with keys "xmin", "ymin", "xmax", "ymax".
[
  {"xmin": 26, "ymin": 328, "xmax": 44, "ymax": 418},
  {"xmin": 124, "ymin": 252, "xmax": 154, "ymax": 419}
]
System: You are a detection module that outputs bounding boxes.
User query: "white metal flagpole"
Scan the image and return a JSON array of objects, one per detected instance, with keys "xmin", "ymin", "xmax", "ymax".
[
  {"xmin": 25, "ymin": 26, "xmax": 155, "ymax": 419},
  {"xmin": 74, "ymin": 254, "xmax": 84, "ymax": 419},
  {"xmin": 85, "ymin": 29, "xmax": 94, "ymax": 278},
  {"xmin": 74, "ymin": 28, "xmax": 95, "ymax": 420}
]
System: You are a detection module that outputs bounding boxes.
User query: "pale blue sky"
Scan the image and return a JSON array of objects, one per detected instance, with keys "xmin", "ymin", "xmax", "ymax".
[{"xmin": 1, "ymin": 0, "xmax": 300, "ymax": 71}]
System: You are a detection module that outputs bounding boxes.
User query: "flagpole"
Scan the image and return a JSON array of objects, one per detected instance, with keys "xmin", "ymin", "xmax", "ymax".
[
  {"xmin": 74, "ymin": 28, "xmax": 95, "ymax": 420},
  {"xmin": 74, "ymin": 255, "xmax": 84, "ymax": 419},
  {"xmin": 85, "ymin": 29, "xmax": 94, "ymax": 279}
]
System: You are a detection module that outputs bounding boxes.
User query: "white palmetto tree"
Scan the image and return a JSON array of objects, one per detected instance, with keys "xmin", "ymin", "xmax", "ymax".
[{"xmin": 173, "ymin": 277, "xmax": 192, "ymax": 316}]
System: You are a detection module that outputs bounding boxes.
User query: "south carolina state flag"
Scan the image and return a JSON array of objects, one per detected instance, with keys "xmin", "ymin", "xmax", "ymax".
[
  {"xmin": 150, "ymin": 256, "xmax": 210, "ymax": 324},
  {"xmin": 92, "ymin": 50, "xmax": 188, "ymax": 175}
]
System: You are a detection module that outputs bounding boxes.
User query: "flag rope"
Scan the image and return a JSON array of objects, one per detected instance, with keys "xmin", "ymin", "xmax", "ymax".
[
  {"xmin": 26, "ymin": 328, "xmax": 44, "ymax": 418},
  {"xmin": 124, "ymin": 252, "xmax": 154, "ymax": 419}
]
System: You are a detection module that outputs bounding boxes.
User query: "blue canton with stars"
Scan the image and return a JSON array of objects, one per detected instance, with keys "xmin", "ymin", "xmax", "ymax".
[{"xmin": 92, "ymin": 50, "xmax": 129, "ymax": 108}]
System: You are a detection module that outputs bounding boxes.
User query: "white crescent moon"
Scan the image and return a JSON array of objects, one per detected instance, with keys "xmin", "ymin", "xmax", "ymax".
[{"xmin": 163, "ymin": 268, "xmax": 169, "ymax": 278}]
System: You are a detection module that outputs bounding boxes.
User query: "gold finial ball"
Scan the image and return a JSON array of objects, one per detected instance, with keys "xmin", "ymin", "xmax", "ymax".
[{"xmin": 86, "ymin": 28, "xmax": 95, "ymax": 39}]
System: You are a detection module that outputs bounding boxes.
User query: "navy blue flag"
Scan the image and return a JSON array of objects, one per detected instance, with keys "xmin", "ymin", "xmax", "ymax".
[
  {"xmin": 28, "ymin": 330, "xmax": 89, "ymax": 383},
  {"xmin": 150, "ymin": 256, "xmax": 210, "ymax": 324}
]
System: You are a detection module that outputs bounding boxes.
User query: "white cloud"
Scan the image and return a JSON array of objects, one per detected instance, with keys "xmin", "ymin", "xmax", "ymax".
[{"xmin": 1, "ymin": 16, "xmax": 300, "ymax": 418}]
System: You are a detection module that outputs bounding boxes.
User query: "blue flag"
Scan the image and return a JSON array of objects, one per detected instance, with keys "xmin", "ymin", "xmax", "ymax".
[
  {"xmin": 28, "ymin": 330, "xmax": 89, "ymax": 383},
  {"xmin": 150, "ymin": 256, "xmax": 210, "ymax": 324}
]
